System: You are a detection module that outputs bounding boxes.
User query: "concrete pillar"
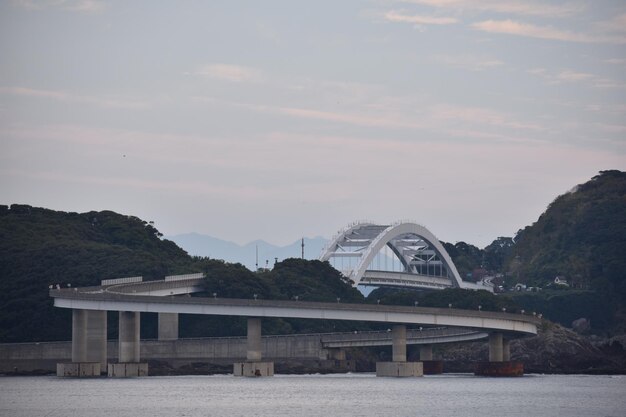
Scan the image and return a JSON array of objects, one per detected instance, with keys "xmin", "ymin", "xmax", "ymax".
[
  {"xmin": 392, "ymin": 325, "xmax": 407, "ymax": 362},
  {"xmin": 489, "ymin": 332, "xmax": 504, "ymax": 362},
  {"xmin": 71, "ymin": 309, "xmax": 87, "ymax": 363},
  {"xmin": 247, "ymin": 317, "xmax": 262, "ymax": 361},
  {"xmin": 419, "ymin": 344, "xmax": 433, "ymax": 361},
  {"xmin": 502, "ymin": 339, "xmax": 511, "ymax": 361},
  {"xmin": 158, "ymin": 313, "xmax": 179, "ymax": 340},
  {"xmin": 119, "ymin": 311, "xmax": 140, "ymax": 363},
  {"xmin": 328, "ymin": 348, "xmax": 347, "ymax": 361},
  {"xmin": 85, "ymin": 310, "xmax": 107, "ymax": 373}
]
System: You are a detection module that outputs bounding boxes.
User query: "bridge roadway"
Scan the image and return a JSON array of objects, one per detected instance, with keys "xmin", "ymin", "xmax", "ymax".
[
  {"xmin": 51, "ymin": 287, "xmax": 538, "ymax": 336},
  {"xmin": 50, "ymin": 277, "xmax": 540, "ymax": 377}
]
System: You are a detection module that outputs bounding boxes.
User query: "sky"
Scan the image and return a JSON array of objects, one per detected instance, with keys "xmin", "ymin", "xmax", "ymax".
[{"xmin": 1, "ymin": 0, "xmax": 625, "ymax": 248}]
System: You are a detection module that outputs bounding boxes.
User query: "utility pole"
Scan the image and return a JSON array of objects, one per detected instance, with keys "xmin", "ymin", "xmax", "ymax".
[
  {"xmin": 301, "ymin": 237, "xmax": 305, "ymax": 259},
  {"xmin": 255, "ymin": 245, "xmax": 258, "ymax": 272}
]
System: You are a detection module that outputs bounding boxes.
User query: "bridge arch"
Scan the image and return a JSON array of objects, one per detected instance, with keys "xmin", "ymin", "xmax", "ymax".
[{"xmin": 320, "ymin": 221, "xmax": 491, "ymax": 292}]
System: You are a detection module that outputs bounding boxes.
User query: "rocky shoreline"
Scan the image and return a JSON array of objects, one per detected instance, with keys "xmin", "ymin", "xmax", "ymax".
[{"xmin": 434, "ymin": 321, "xmax": 626, "ymax": 374}]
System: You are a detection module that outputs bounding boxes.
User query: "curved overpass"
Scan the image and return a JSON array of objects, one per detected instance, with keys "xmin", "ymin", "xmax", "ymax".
[
  {"xmin": 50, "ymin": 278, "xmax": 538, "ymax": 337},
  {"xmin": 51, "ymin": 275, "xmax": 538, "ymax": 377}
]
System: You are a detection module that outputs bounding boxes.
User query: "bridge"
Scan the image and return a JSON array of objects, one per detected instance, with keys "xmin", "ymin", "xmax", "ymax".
[
  {"xmin": 320, "ymin": 221, "xmax": 494, "ymax": 292},
  {"xmin": 50, "ymin": 274, "xmax": 539, "ymax": 378}
]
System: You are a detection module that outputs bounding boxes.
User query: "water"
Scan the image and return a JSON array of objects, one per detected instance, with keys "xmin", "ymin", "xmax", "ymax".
[{"xmin": 1, "ymin": 373, "xmax": 624, "ymax": 417}]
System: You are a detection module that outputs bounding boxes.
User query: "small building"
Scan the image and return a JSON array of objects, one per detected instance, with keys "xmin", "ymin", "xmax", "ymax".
[
  {"xmin": 514, "ymin": 283, "xmax": 527, "ymax": 291},
  {"xmin": 554, "ymin": 276, "xmax": 569, "ymax": 286}
]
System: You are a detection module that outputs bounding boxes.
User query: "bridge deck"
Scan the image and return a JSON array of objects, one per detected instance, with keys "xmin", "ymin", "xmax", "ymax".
[{"xmin": 50, "ymin": 283, "xmax": 540, "ymax": 337}]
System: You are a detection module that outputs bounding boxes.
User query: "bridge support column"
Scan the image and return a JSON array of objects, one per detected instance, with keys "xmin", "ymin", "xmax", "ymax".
[
  {"xmin": 158, "ymin": 313, "xmax": 178, "ymax": 340},
  {"xmin": 57, "ymin": 309, "xmax": 102, "ymax": 377},
  {"xmin": 71, "ymin": 309, "xmax": 87, "ymax": 363},
  {"xmin": 392, "ymin": 325, "xmax": 406, "ymax": 362},
  {"xmin": 376, "ymin": 325, "xmax": 423, "ymax": 377},
  {"xmin": 419, "ymin": 344, "xmax": 433, "ymax": 361},
  {"xmin": 419, "ymin": 344, "xmax": 444, "ymax": 374},
  {"xmin": 85, "ymin": 310, "xmax": 107, "ymax": 374},
  {"xmin": 488, "ymin": 332, "xmax": 504, "ymax": 362},
  {"xmin": 327, "ymin": 348, "xmax": 347, "ymax": 361},
  {"xmin": 503, "ymin": 339, "xmax": 511, "ymax": 361},
  {"xmin": 475, "ymin": 333, "xmax": 523, "ymax": 377},
  {"xmin": 234, "ymin": 317, "xmax": 274, "ymax": 377},
  {"xmin": 108, "ymin": 311, "xmax": 147, "ymax": 377}
]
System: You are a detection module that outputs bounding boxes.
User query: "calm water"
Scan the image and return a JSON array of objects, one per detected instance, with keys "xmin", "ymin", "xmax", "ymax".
[{"xmin": 1, "ymin": 373, "xmax": 624, "ymax": 417}]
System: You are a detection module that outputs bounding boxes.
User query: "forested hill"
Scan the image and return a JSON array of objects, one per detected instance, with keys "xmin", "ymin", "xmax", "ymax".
[
  {"xmin": 507, "ymin": 170, "xmax": 626, "ymax": 294},
  {"xmin": 0, "ymin": 205, "xmax": 196, "ymax": 342}
]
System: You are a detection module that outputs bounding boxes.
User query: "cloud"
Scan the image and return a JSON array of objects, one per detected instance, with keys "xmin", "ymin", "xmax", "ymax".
[
  {"xmin": 472, "ymin": 19, "xmax": 626, "ymax": 44},
  {"xmin": 186, "ymin": 64, "xmax": 261, "ymax": 82},
  {"xmin": 192, "ymin": 96, "xmax": 428, "ymax": 130},
  {"xmin": 433, "ymin": 54, "xmax": 504, "ymax": 71},
  {"xmin": 594, "ymin": 13, "xmax": 626, "ymax": 33},
  {"xmin": 398, "ymin": 0, "xmax": 583, "ymax": 18},
  {"xmin": 384, "ymin": 10, "xmax": 457, "ymax": 25},
  {"xmin": 527, "ymin": 69, "xmax": 626, "ymax": 89},
  {"xmin": 0, "ymin": 86, "xmax": 150, "ymax": 109},
  {"xmin": 556, "ymin": 70, "xmax": 594, "ymax": 82},
  {"xmin": 12, "ymin": 0, "xmax": 105, "ymax": 13},
  {"xmin": 428, "ymin": 104, "xmax": 543, "ymax": 131}
]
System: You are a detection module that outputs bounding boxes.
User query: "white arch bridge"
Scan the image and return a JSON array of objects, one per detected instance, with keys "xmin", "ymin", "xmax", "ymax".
[{"xmin": 320, "ymin": 221, "xmax": 493, "ymax": 292}]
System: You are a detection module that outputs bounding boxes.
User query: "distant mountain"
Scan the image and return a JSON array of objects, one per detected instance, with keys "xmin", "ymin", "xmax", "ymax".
[{"xmin": 167, "ymin": 233, "xmax": 329, "ymax": 271}]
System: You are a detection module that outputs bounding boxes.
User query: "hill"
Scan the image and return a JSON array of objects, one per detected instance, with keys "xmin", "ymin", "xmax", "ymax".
[
  {"xmin": 0, "ymin": 205, "xmax": 197, "ymax": 342},
  {"xmin": 507, "ymin": 170, "xmax": 626, "ymax": 290},
  {"xmin": 503, "ymin": 170, "xmax": 626, "ymax": 332}
]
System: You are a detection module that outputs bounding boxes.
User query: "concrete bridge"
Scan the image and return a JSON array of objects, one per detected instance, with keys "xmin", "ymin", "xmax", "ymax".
[{"xmin": 50, "ymin": 274, "xmax": 539, "ymax": 378}]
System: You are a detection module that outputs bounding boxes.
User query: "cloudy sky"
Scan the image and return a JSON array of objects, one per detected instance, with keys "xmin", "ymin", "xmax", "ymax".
[{"xmin": 1, "ymin": 0, "xmax": 624, "ymax": 248}]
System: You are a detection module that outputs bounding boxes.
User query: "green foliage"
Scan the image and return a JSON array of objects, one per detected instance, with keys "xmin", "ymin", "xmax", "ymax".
[
  {"xmin": 442, "ymin": 241, "xmax": 484, "ymax": 280},
  {"xmin": 199, "ymin": 258, "xmax": 276, "ymax": 299},
  {"xmin": 367, "ymin": 287, "xmax": 518, "ymax": 312},
  {"xmin": 483, "ymin": 237, "xmax": 515, "ymax": 272},
  {"xmin": 0, "ymin": 205, "xmax": 193, "ymax": 342},
  {"xmin": 504, "ymin": 290, "xmax": 617, "ymax": 331},
  {"xmin": 505, "ymin": 171, "xmax": 626, "ymax": 323},
  {"xmin": 268, "ymin": 258, "xmax": 364, "ymax": 303}
]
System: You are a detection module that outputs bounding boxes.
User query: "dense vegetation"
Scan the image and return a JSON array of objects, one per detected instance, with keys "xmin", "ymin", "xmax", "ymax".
[
  {"xmin": 503, "ymin": 171, "xmax": 626, "ymax": 332},
  {"xmin": 507, "ymin": 170, "xmax": 626, "ymax": 291},
  {"xmin": 0, "ymin": 205, "xmax": 194, "ymax": 342}
]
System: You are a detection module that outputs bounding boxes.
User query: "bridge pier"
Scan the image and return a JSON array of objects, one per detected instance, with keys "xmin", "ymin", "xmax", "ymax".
[
  {"xmin": 327, "ymin": 348, "xmax": 347, "ymax": 361},
  {"xmin": 419, "ymin": 344, "xmax": 432, "ymax": 361},
  {"xmin": 108, "ymin": 311, "xmax": 147, "ymax": 377},
  {"xmin": 376, "ymin": 325, "xmax": 423, "ymax": 377},
  {"xmin": 475, "ymin": 332, "xmax": 523, "ymax": 377},
  {"xmin": 57, "ymin": 309, "xmax": 103, "ymax": 377},
  {"xmin": 419, "ymin": 344, "xmax": 444, "ymax": 374},
  {"xmin": 158, "ymin": 313, "xmax": 179, "ymax": 340},
  {"xmin": 234, "ymin": 317, "xmax": 274, "ymax": 377},
  {"xmin": 85, "ymin": 310, "xmax": 107, "ymax": 373}
]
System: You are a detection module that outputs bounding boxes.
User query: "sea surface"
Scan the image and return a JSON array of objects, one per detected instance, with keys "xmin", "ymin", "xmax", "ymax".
[{"xmin": 1, "ymin": 373, "xmax": 624, "ymax": 417}]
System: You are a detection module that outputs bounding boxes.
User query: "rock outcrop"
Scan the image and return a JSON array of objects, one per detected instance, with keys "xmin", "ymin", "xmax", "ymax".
[{"xmin": 437, "ymin": 321, "xmax": 626, "ymax": 374}]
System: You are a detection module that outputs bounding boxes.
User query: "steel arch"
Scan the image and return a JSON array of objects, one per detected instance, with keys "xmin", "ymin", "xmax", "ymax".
[{"xmin": 320, "ymin": 221, "xmax": 489, "ymax": 291}]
